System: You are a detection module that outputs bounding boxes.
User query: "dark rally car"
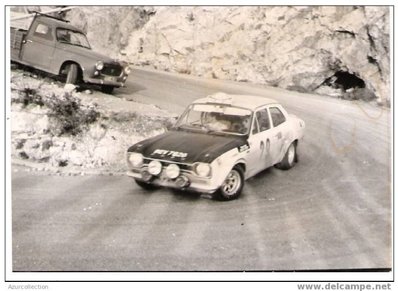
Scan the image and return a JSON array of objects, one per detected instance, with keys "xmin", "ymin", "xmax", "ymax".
[{"xmin": 126, "ymin": 92, "xmax": 305, "ymax": 200}]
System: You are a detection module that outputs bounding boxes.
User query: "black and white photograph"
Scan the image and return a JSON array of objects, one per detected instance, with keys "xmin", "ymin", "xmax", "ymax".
[{"xmin": 4, "ymin": 2, "xmax": 394, "ymax": 287}]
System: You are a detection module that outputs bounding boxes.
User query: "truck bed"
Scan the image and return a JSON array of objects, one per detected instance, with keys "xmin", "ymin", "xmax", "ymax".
[{"xmin": 11, "ymin": 27, "xmax": 27, "ymax": 61}]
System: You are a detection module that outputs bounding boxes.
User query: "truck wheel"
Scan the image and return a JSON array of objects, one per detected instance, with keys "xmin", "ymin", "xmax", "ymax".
[
  {"xmin": 277, "ymin": 142, "xmax": 297, "ymax": 170},
  {"xmin": 101, "ymin": 85, "xmax": 114, "ymax": 94},
  {"xmin": 66, "ymin": 64, "xmax": 78, "ymax": 84},
  {"xmin": 216, "ymin": 166, "xmax": 244, "ymax": 201}
]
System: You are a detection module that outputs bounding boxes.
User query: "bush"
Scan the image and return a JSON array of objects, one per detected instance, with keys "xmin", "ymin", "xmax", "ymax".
[
  {"xmin": 14, "ymin": 87, "xmax": 44, "ymax": 107},
  {"xmin": 12, "ymin": 85, "xmax": 100, "ymax": 136},
  {"xmin": 47, "ymin": 92, "xmax": 100, "ymax": 136}
]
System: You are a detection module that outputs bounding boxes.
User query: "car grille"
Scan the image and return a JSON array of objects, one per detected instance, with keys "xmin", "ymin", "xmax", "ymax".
[
  {"xmin": 143, "ymin": 158, "xmax": 192, "ymax": 171},
  {"xmin": 102, "ymin": 63, "xmax": 123, "ymax": 76}
]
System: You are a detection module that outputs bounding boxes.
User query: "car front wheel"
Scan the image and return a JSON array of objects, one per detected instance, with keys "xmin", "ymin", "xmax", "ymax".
[{"xmin": 216, "ymin": 166, "xmax": 244, "ymax": 201}]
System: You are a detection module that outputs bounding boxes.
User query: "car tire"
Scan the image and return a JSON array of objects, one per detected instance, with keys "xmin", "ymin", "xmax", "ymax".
[
  {"xmin": 277, "ymin": 142, "xmax": 297, "ymax": 170},
  {"xmin": 66, "ymin": 63, "xmax": 78, "ymax": 84},
  {"xmin": 135, "ymin": 179, "xmax": 158, "ymax": 190},
  {"xmin": 101, "ymin": 85, "xmax": 114, "ymax": 94},
  {"xmin": 216, "ymin": 166, "xmax": 244, "ymax": 201}
]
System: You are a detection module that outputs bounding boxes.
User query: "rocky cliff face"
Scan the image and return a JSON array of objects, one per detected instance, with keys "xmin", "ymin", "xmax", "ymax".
[
  {"xmin": 70, "ymin": 6, "xmax": 390, "ymax": 104},
  {"xmin": 65, "ymin": 6, "xmax": 153, "ymax": 58}
]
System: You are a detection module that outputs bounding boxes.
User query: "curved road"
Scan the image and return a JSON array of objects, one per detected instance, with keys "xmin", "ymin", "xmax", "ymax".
[{"xmin": 12, "ymin": 68, "xmax": 391, "ymax": 272}]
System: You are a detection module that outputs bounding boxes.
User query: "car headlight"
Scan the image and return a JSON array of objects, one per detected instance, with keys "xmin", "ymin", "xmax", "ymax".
[
  {"xmin": 194, "ymin": 163, "xmax": 211, "ymax": 177},
  {"xmin": 124, "ymin": 66, "xmax": 131, "ymax": 74},
  {"xmin": 148, "ymin": 160, "xmax": 162, "ymax": 176},
  {"xmin": 95, "ymin": 61, "xmax": 104, "ymax": 70},
  {"xmin": 128, "ymin": 152, "xmax": 143, "ymax": 167},
  {"xmin": 165, "ymin": 164, "xmax": 180, "ymax": 179}
]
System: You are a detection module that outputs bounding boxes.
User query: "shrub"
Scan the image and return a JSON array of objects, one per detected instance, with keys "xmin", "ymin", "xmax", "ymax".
[
  {"xmin": 46, "ymin": 92, "xmax": 100, "ymax": 136},
  {"xmin": 14, "ymin": 87, "xmax": 44, "ymax": 107},
  {"xmin": 12, "ymin": 84, "xmax": 100, "ymax": 136}
]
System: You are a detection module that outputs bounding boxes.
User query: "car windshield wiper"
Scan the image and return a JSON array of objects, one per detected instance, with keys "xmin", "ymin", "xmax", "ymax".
[
  {"xmin": 175, "ymin": 124, "xmax": 211, "ymax": 133},
  {"xmin": 175, "ymin": 124, "xmax": 233, "ymax": 136},
  {"xmin": 173, "ymin": 125, "xmax": 186, "ymax": 131},
  {"xmin": 174, "ymin": 124, "xmax": 198, "ymax": 131},
  {"xmin": 206, "ymin": 129, "xmax": 231, "ymax": 136}
]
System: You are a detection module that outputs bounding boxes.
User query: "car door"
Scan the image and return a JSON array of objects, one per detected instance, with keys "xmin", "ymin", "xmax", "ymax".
[
  {"xmin": 246, "ymin": 107, "xmax": 274, "ymax": 177},
  {"xmin": 268, "ymin": 106, "xmax": 289, "ymax": 164},
  {"xmin": 22, "ymin": 21, "xmax": 56, "ymax": 71}
]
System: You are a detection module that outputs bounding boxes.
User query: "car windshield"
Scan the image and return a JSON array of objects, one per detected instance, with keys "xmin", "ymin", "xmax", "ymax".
[
  {"xmin": 56, "ymin": 28, "xmax": 91, "ymax": 49},
  {"xmin": 175, "ymin": 103, "xmax": 253, "ymax": 135}
]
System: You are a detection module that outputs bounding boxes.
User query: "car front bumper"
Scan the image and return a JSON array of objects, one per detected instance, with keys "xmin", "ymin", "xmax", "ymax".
[
  {"xmin": 126, "ymin": 169, "xmax": 219, "ymax": 194},
  {"xmin": 85, "ymin": 75, "xmax": 128, "ymax": 87}
]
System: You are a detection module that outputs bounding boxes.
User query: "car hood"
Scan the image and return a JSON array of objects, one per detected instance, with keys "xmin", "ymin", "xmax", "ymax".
[
  {"xmin": 128, "ymin": 130, "xmax": 248, "ymax": 164},
  {"xmin": 58, "ymin": 43, "xmax": 115, "ymax": 63}
]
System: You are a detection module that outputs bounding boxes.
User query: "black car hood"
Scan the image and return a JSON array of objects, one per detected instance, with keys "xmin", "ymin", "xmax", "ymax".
[{"xmin": 128, "ymin": 130, "xmax": 248, "ymax": 164}]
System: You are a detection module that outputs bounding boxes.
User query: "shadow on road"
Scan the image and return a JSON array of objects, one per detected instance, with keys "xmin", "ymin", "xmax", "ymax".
[
  {"xmin": 116, "ymin": 82, "xmax": 147, "ymax": 97},
  {"xmin": 131, "ymin": 186, "xmax": 203, "ymax": 201},
  {"xmin": 247, "ymin": 167, "xmax": 274, "ymax": 184},
  {"xmin": 169, "ymin": 189, "xmax": 203, "ymax": 201},
  {"xmin": 71, "ymin": 81, "xmax": 147, "ymax": 99}
]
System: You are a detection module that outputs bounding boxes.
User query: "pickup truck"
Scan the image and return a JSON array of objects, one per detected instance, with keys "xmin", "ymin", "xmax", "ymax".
[{"xmin": 10, "ymin": 12, "xmax": 131, "ymax": 94}]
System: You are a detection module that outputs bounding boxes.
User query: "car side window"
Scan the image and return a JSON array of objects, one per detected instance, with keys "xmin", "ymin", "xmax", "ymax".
[
  {"xmin": 255, "ymin": 108, "xmax": 271, "ymax": 132},
  {"xmin": 33, "ymin": 23, "xmax": 53, "ymax": 41},
  {"xmin": 270, "ymin": 107, "xmax": 286, "ymax": 127},
  {"xmin": 56, "ymin": 29, "xmax": 70, "ymax": 42}
]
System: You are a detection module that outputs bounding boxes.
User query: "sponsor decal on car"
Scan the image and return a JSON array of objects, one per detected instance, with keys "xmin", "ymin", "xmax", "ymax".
[
  {"xmin": 238, "ymin": 143, "xmax": 250, "ymax": 152},
  {"xmin": 151, "ymin": 149, "xmax": 188, "ymax": 158}
]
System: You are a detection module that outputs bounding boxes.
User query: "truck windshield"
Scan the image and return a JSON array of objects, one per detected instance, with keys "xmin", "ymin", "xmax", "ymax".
[
  {"xmin": 56, "ymin": 28, "xmax": 91, "ymax": 49},
  {"xmin": 175, "ymin": 103, "xmax": 253, "ymax": 136}
]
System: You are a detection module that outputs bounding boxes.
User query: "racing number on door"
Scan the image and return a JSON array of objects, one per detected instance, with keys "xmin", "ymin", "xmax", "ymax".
[
  {"xmin": 269, "ymin": 107, "xmax": 288, "ymax": 163},
  {"xmin": 256, "ymin": 109, "xmax": 272, "ymax": 167},
  {"xmin": 247, "ymin": 107, "xmax": 273, "ymax": 176}
]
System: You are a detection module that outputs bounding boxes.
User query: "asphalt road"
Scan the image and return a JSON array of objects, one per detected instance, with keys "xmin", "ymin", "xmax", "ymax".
[{"xmin": 12, "ymin": 68, "xmax": 391, "ymax": 271}]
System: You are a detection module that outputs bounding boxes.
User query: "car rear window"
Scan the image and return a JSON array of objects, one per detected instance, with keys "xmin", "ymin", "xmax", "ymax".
[{"xmin": 33, "ymin": 23, "xmax": 53, "ymax": 40}]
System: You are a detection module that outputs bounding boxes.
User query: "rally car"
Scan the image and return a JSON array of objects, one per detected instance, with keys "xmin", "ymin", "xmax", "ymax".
[{"xmin": 126, "ymin": 92, "xmax": 305, "ymax": 200}]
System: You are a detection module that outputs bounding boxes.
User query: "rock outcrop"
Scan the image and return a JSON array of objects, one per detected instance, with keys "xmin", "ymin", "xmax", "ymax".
[{"xmin": 121, "ymin": 6, "xmax": 389, "ymax": 104}]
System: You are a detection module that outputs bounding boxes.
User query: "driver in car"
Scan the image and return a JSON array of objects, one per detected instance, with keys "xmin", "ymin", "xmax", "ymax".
[{"xmin": 205, "ymin": 112, "xmax": 231, "ymax": 131}]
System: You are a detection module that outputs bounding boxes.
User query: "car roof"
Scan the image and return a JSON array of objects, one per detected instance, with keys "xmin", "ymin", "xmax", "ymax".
[
  {"xmin": 193, "ymin": 92, "xmax": 278, "ymax": 110},
  {"xmin": 35, "ymin": 15, "xmax": 84, "ymax": 33}
]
